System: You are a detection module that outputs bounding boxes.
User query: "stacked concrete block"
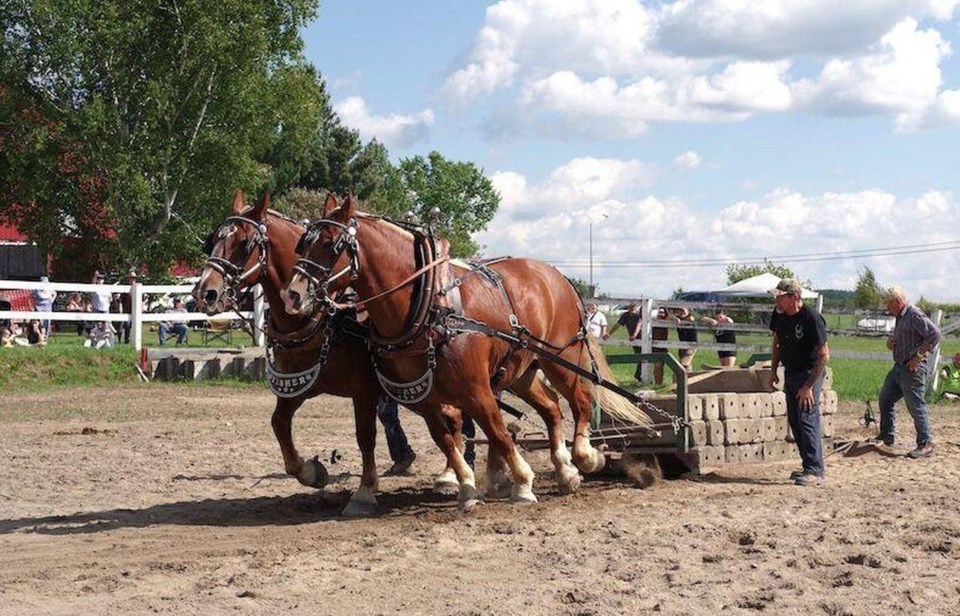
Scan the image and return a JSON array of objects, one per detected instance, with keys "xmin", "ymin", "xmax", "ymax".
[{"xmin": 680, "ymin": 366, "xmax": 837, "ymax": 471}]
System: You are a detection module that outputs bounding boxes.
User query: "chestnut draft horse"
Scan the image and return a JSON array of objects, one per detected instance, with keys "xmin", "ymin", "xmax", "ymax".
[
  {"xmin": 192, "ymin": 191, "xmax": 582, "ymax": 514},
  {"xmin": 283, "ymin": 195, "xmax": 647, "ymax": 509},
  {"xmin": 192, "ymin": 190, "xmax": 465, "ymax": 516}
]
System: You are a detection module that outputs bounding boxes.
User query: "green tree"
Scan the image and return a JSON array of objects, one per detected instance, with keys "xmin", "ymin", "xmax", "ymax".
[
  {"xmin": 394, "ymin": 151, "xmax": 500, "ymax": 257},
  {"xmin": 726, "ymin": 259, "xmax": 797, "ymax": 285},
  {"xmin": 0, "ymin": 0, "xmax": 320, "ymax": 272},
  {"xmin": 853, "ymin": 266, "xmax": 883, "ymax": 310},
  {"xmin": 567, "ymin": 277, "xmax": 591, "ymax": 299}
]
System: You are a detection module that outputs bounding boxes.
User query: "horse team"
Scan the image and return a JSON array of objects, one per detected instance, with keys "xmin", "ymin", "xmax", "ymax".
[{"xmin": 193, "ymin": 191, "xmax": 639, "ymax": 515}]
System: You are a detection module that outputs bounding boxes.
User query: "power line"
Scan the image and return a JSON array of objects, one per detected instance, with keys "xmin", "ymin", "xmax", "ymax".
[{"xmin": 547, "ymin": 240, "xmax": 960, "ymax": 269}]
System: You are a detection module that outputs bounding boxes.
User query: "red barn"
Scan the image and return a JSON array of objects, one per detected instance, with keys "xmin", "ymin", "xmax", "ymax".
[{"xmin": 0, "ymin": 222, "xmax": 45, "ymax": 310}]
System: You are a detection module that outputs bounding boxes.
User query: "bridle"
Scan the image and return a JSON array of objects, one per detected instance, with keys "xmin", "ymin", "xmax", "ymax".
[
  {"xmin": 202, "ymin": 215, "xmax": 271, "ymax": 305},
  {"xmin": 293, "ymin": 217, "xmax": 360, "ymax": 311}
]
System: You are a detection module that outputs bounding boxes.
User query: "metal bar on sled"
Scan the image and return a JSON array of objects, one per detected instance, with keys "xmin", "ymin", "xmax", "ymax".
[{"xmin": 448, "ymin": 316, "xmax": 689, "ymax": 454}]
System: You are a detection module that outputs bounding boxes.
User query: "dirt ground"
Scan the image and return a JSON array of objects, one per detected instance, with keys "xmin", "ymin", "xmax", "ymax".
[{"xmin": 1, "ymin": 385, "xmax": 959, "ymax": 616}]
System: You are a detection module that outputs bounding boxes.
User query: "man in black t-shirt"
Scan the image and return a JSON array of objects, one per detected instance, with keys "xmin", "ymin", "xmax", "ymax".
[{"xmin": 768, "ymin": 278, "xmax": 830, "ymax": 487}]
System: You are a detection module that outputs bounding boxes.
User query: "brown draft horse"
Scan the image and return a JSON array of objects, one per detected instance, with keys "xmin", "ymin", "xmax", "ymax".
[
  {"xmin": 192, "ymin": 190, "xmax": 469, "ymax": 516},
  {"xmin": 282, "ymin": 194, "xmax": 639, "ymax": 508}
]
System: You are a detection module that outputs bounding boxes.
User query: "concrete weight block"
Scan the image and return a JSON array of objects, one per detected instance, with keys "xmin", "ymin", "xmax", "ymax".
[
  {"xmin": 695, "ymin": 445, "xmax": 725, "ymax": 467},
  {"xmin": 686, "ymin": 421, "xmax": 709, "ymax": 447},
  {"xmin": 742, "ymin": 444, "xmax": 762, "ymax": 463},
  {"xmin": 686, "ymin": 395, "xmax": 703, "ymax": 422},
  {"xmin": 717, "ymin": 393, "xmax": 741, "ymax": 420},
  {"xmin": 771, "ymin": 391, "xmax": 787, "ymax": 416},
  {"xmin": 755, "ymin": 394, "xmax": 773, "ymax": 418},
  {"xmin": 725, "ymin": 445, "xmax": 744, "ymax": 464},
  {"xmin": 707, "ymin": 420, "xmax": 725, "ymax": 446},
  {"xmin": 821, "ymin": 415, "xmax": 834, "ymax": 438},
  {"xmin": 774, "ymin": 416, "xmax": 789, "ymax": 441},
  {"xmin": 701, "ymin": 394, "xmax": 720, "ymax": 421},
  {"xmin": 761, "ymin": 417, "xmax": 776, "ymax": 442},
  {"xmin": 724, "ymin": 419, "xmax": 743, "ymax": 445}
]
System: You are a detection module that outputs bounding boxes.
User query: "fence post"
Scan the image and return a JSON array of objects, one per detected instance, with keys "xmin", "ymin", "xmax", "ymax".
[
  {"xmin": 929, "ymin": 309, "xmax": 943, "ymax": 395},
  {"xmin": 639, "ymin": 298, "xmax": 654, "ymax": 383},
  {"xmin": 253, "ymin": 284, "xmax": 265, "ymax": 348},
  {"xmin": 132, "ymin": 280, "xmax": 143, "ymax": 351}
]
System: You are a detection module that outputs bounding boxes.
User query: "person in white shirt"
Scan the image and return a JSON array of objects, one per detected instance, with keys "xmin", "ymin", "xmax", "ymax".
[
  {"xmin": 90, "ymin": 271, "xmax": 112, "ymax": 314},
  {"xmin": 85, "ymin": 321, "xmax": 116, "ymax": 349},
  {"xmin": 585, "ymin": 303, "xmax": 607, "ymax": 339}
]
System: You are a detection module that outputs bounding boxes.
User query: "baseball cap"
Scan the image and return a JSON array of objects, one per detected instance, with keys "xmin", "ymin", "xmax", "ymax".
[{"xmin": 769, "ymin": 278, "xmax": 802, "ymax": 297}]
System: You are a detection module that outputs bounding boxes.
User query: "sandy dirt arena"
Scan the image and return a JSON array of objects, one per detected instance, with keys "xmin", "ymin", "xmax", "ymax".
[{"xmin": 1, "ymin": 384, "xmax": 959, "ymax": 615}]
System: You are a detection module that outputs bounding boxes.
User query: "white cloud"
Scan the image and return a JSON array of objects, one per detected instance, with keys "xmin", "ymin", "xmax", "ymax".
[
  {"xmin": 441, "ymin": 0, "xmax": 659, "ymax": 104},
  {"xmin": 673, "ymin": 150, "xmax": 702, "ymax": 169},
  {"xmin": 333, "ymin": 97, "xmax": 434, "ymax": 149},
  {"xmin": 656, "ymin": 0, "xmax": 959, "ymax": 58},
  {"xmin": 792, "ymin": 18, "xmax": 951, "ymax": 122},
  {"xmin": 443, "ymin": 1, "xmax": 959, "ymax": 138},
  {"xmin": 479, "ymin": 159, "xmax": 960, "ymax": 301}
]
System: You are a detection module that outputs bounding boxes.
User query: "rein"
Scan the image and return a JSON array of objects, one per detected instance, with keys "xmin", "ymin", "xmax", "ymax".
[{"xmin": 354, "ymin": 256, "xmax": 449, "ymax": 313}]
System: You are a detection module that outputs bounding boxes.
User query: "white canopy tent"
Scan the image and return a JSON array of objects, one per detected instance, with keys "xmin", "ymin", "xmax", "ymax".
[{"xmin": 716, "ymin": 272, "xmax": 819, "ymax": 299}]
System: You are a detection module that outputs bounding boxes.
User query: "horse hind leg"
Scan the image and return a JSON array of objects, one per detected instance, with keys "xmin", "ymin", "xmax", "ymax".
[
  {"xmin": 511, "ymin": 367, "xmax": 582, "ymax": 495},
  {"xmin": 539, "ymin": 357, "xmax": 606, "ymax": 474},
  {"xmin": 271, "ymin": 397, "xmax": 329, "ymax": 488},
  {"xmin": 467, "ymin": 391, "xmax": 537, "ymax": 505}
]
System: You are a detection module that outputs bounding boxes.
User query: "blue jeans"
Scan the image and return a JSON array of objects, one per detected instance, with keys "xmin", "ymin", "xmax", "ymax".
[
  {"xmin": 462, "ymin": 415, "xmax": 476, "ymax": 470},
  {"xmin": 785, "ymin": 370, "xmax": 824, "ymax": 477},
  {"xmin": 879, "ymin": 362, "xmax": 932, "ymax": 447},
  {"xmin": 377, "ymin": 397, "xmax": 414, "ymax": 463},
  {"xmin": 159, "ymin": 323, "xmax": 188, "ymax": 345}
]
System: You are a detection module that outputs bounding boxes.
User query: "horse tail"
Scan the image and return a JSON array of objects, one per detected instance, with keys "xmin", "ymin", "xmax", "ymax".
[{"xmin": 581, "ymin": 335, "xmax": 654, "ymax": 427}]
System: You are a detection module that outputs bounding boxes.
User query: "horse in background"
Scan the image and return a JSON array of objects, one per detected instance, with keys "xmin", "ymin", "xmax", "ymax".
[
  {"xmin": 282, "ymin": 194, "xmax": 645, "ymax": 509},
  {"xmin": 192, "ymin": 190, "xmax": 472, "ymax": 516}
]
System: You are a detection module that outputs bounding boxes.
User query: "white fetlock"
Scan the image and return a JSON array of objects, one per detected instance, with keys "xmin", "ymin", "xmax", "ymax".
[
  {"xmin": 557, "ymin": 466, "xmax": 583, "ymax": 495},
  {"xmin": 574, "ymin": 446, "xmax": 607, "ymax": 474},
  {"xmin": 434, "ymin": 467, "xmax": 458, "ymax": 493},
  {"xmin": 458, "ymin": 484, "xmax": 482, "ymax": 511},
  {"xmin": 509, "ymin": 484, "xmax": 538, "ymax": 504},
  {"xmin": 296, "ymin": 456, "xmax": 329, "ymax": 489},
  {"xmin": 342, "ymin": 487, "xmax": 378, "ymax": 517}
]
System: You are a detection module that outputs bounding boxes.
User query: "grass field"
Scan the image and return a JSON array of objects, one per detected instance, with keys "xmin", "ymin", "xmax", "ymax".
[
  {"xmin": 604, "ymin": 329, "xmax": 960, "ymax": 402},
  {"xmin": 4, "ymin": 323, "xmax": 959, "ymax": 401}
]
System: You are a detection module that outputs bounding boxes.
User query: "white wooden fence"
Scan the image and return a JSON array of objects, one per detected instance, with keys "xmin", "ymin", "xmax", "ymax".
[
  {"xmin": 0, "ymin": 279, "xmax": 265, "ymax": 351},
  {"xmin": 594, "ymin": 296, "xmax": 945, "ymax": 390}
]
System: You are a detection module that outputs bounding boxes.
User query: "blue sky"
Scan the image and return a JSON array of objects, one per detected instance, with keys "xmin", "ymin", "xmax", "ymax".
[{"xmin": 303, "ymin": 0, "xmax": 960, "ymax": 302}]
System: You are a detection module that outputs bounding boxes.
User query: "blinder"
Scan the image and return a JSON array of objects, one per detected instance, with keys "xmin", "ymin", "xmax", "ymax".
[
  {"xmin": 293, "ymin": 218, "xmax": 360, "ymax": 306},
  {"xmin": 201, "ymin": 215, "xmax": 270, "ymax": 299}
]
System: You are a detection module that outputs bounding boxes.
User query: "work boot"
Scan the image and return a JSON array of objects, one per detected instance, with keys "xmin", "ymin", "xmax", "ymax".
[
  {"xmin": 789, "ymin": 469, "xmax": 804, "ymax": 480},
  {"xmin": 384, "ymin": 452, "xmax": 417, "ymax": 476},
  {"xmin": 907, "ymin": 443, "xmax": 935, "ymax": 459},
  {"xmin": 794, "ymin": 473, "xmax": 824, "ymax": 487}
]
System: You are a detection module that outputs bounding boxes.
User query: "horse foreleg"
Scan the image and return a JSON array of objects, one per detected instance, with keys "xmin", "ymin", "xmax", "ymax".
[
  {"xmin": 423, "ymin": 407, "xmax": 479, "ymax": 511},
  {"xmin": 512, "ymin": 368, "xmax": 582, "ymax": 494},
  {"xmin": 271, "ymin": 397, "xmax": 327, "ymax": 488},
  {"xmin": 343, "ymin": 392, "xmax": 380, "ymax": 517}
]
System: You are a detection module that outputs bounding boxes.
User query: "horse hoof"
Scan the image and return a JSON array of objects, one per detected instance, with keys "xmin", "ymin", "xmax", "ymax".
[
  {"xmin": 342, "ymin": 493, "xmax": 378, "ymax": 517},
  {"xmin": 557, "ymin": 470, "xmax": 582, "ymax": 495},
  {"xmin": 509, "ymin": 490, "xmax": 538, "ymax": 505},
  {"xmin": 433, "ymin": 468, "xmax": 458, "ymax": 493},
  {"xmin": 297, "ymin": 456, "xmax": 329, "ymax": 489},
  {"xmin": 459, "ymin": 498, "xmax": 482, "ymax": 512}
]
